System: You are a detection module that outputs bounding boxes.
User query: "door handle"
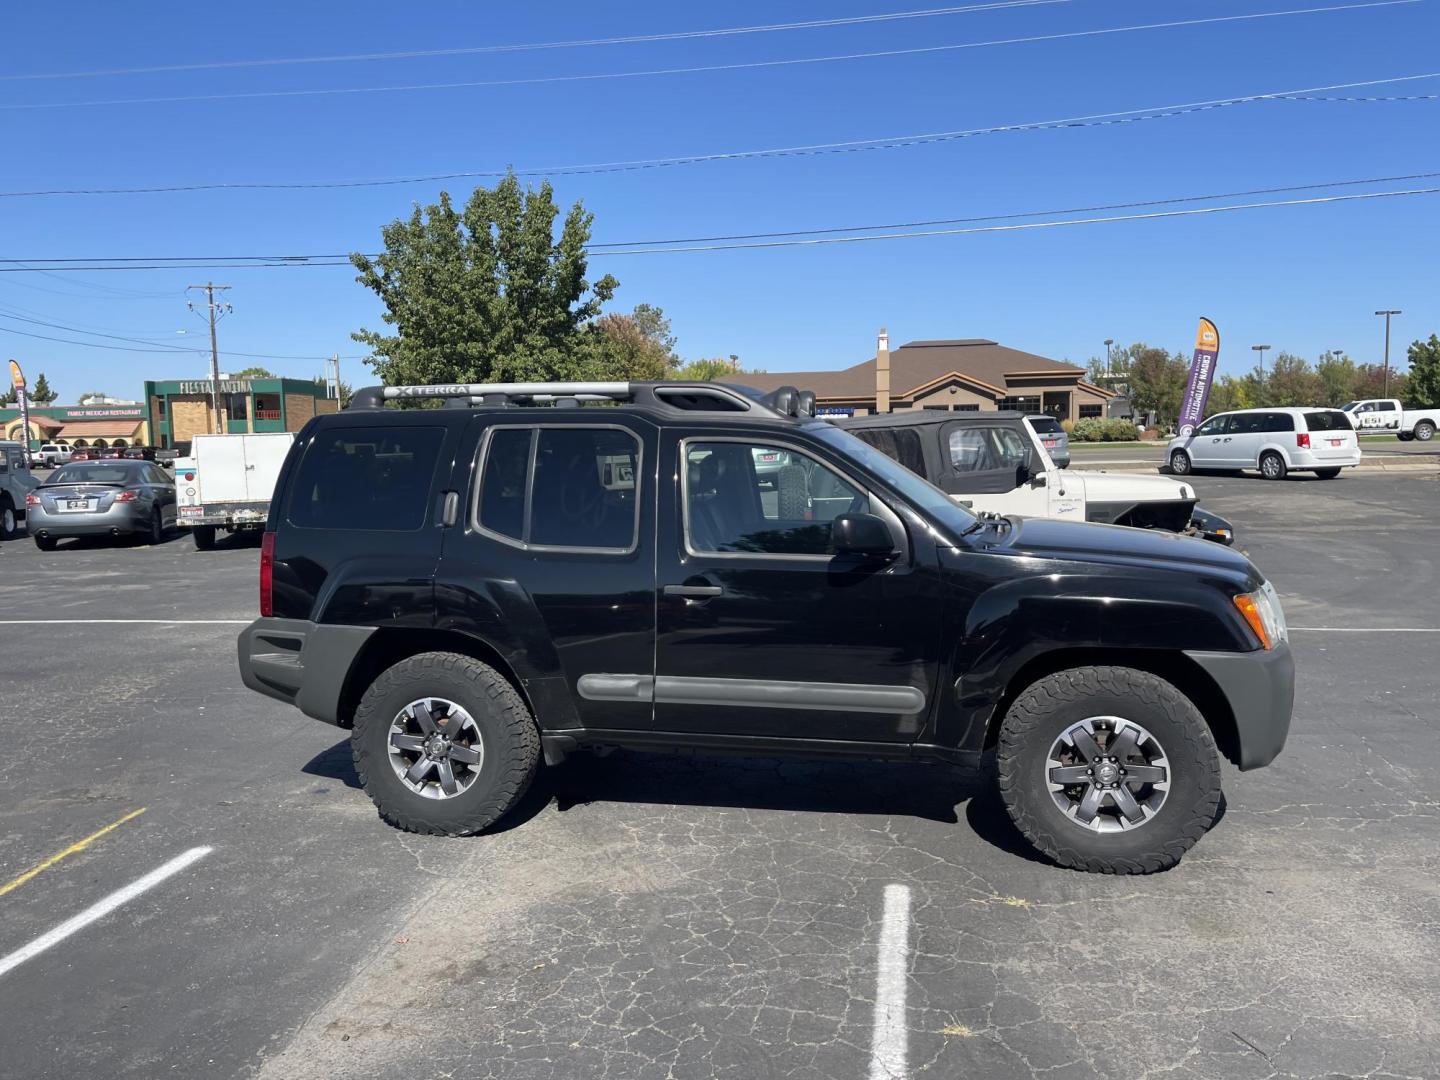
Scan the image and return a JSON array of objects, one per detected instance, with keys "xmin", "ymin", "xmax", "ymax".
[{"xmin": 663, "ymin": 584, "xmax": 723, "ymax": 598}]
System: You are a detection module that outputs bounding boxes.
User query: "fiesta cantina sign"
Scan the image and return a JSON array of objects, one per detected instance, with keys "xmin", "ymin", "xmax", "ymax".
[{"xmin": 177, "ymin": 379, "xmax": 253, "ymax": 395}]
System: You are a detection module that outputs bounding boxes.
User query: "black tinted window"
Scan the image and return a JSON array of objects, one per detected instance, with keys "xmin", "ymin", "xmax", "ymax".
[
  {"xmin": 1229, "ymin": 414, "xmax": 1264, "ymax": 434},
  {"xmin": 477, "ymin": 426, "xmax": 640, "ymax": 551},
  {"xmin": 1027, "ymin": 416, "xmax": 1063, "ymax": 434},
  {"xmin": 530, "ymin": 429, "xmax": 639, "ymax": 550},
  {"xmin": 849, "ymin": 428, "xmax": 927, "ymax": 477},
  {"xmin": 1262, "ymin": 413, "xmax": 1295, "ymax": 433},
  {"xmin": 287, "ymin": 425, "xmax": 443, "ymax": 531},
  {"xmin": 1304, "ymin": 411, "xmax": 1350, "ymax": 432},
  {"xmin": 478, "ymin": 428, "xmax": 531, "ymax": 540}
]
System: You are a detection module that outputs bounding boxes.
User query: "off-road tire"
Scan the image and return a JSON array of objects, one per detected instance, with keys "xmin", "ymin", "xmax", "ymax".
[
  {"xmin": 1168, "ymin": 450, "xmax": 1192, "ymax": 475},
  {"xmin": 0, "ymin": 498, "xmax": 16, "ymax": 541},
  {"xmin": 192, "ymin": 525, "xmax": 217, "ymax": 550},
  {"xmin": 1259, "ymin": 451, "xmax": 1287, "ymax": 481},
  {"xmin": 776, "ymin": 464, "xmax": 809, "ymax": 520},
  {"xmin": 996, "ymin": 666, "xmax": 1222, "ymax": 874},
  {"xmin": 33, "ymin": 533, "xmax": 57, "ymax": 551},
  {"xmin": 352, "ymin": 652, "xmax": 540, "ymax": 836},
  {"xmin": 1314, "ymin": 467, "xmax": 1342, "ymax": 480},
  {"xmin": 1415, "ymin": 420, "xmax": 1436, "ymax": 442}
]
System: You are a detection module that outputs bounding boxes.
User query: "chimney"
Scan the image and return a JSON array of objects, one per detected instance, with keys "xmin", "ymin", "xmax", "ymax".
[{"xmin": 875, "ymin": 327, "xmax": 891, "ymax": 414}]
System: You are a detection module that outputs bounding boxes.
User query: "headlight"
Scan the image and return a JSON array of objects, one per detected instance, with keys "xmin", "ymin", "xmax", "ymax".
[{"xmin": 1233, "ymin": 582, "xmax": 1288, "ymax": 650}]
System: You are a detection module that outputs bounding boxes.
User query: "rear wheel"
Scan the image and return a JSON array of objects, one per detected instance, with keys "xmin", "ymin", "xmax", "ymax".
[
  {"xmin": 0, "ymin": 498, "xmax": 16, "ymax": 541},
  {"xmin": 33, "ymin": 533, "xmax": 57, "ymax": 551},
  {"xmin": 1315, "ymin": 467, "xmax": 1342, "ymax": 480},
  {"xmin": 996, "ymin": 666, "xmax": 1222, "ymax": 874},
  {"xmin": 192, "ymin": 525, "xmax": 217, "ymax": 550},
  {"xmin": 352, "ymin": 652, "xmax": 540, "ymax": 836},
  {"xmin": 1168, "ymin": 449, "xmax": 1192, "ymax": 475},
  {"xmin": 145, "ymin": 509, "xmax": 164, "ymax": 545},
  {"xmin": 1259, "ymin": 451, "xmax": 1287, "ymax": 480},
  {"xmin": 1415, "ymin": 421, "xmax": 1436, "ymax": 442}
]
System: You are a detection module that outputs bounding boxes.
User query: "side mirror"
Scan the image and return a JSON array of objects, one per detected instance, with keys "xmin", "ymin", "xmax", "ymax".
[{"xmin": 831, "ymin": 512, "xmax": 896, "ymax": 557}]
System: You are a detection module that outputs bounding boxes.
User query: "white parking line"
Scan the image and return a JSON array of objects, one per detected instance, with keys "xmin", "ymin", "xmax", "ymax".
[
  {"xmin": 0, "ymin": 619, "xmax": 248, "ymax": 625},
  {"xmin": 0, "ymin": 847, "xmax": 212, "ymax": 980},
  {"xmin": 869, "ymin": 883, "xmax": 912, "ymax": 1080}
]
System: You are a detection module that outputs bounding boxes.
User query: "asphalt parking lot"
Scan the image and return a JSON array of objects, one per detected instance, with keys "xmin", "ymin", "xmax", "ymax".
[{"xmin": 2, "ymin": 471, "xmax": 1438, "ymax": 1080}]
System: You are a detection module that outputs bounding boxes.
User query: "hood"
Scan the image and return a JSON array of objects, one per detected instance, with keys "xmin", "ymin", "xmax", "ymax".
[
  {"xmin": 1065, "ymin": 469, "xmax": 1196, "ymax": 504},
  {"xmin": 988, "ymin": 515, "xmax": 1258, "ymax": 587}
]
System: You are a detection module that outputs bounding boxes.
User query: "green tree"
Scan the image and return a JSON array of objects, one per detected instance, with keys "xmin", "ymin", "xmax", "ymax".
[
  {"xmin": 1315, "ymin": 353, "xmax": 1357, "ymax": 407},
  {"xmin": 233, "ymin": 366, "xmax": 276, "ymax": 379},
  {"xmin": 28, "ymin": 373, "xmax": 58, "ymax": 403},
  {"xmin": 1123, "ymin": 344, "xmax": 1189, "ymax": 424},
  {"xmin": 0, "ymin": 385, "xmax": 15, "ymax": 406},
  {"xmin": 1352, "ymin": 363, "xmax": 1408, "ymax": 402},
  {"xmin": 1206, "ymin": 373, "xmax": 1251, "ymax": 415},
  {"xmin": 673, "ymin": 355, "xmax": 765, "ymax": 381},
  {"xmin": 351, "ymin": 174, "xmax": 618, "ymax": 386},
  {"xmin": 1405, "ymin": 334, "xmax": 1440, "ymax": 406},
  {"xmin": 1264, "ymin": 352, "xmax": 1322, "ymax": 406},
  {"xmin": 590, "ymin": 304, "xmax": 679, "ymax": 380}
]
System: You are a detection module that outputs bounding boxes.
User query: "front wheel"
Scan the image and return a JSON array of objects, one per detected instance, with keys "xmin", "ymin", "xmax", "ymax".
[
  {"xmin": 1168, "ymin": 449, "xmax": 1192, "ymax": 475},
  {"xmin": 352, "ymin": 652, "xmax": 540, "ymax": 836},
  {"xmin": 996, "ymin": 666, "xmax": 1222, "ymax": 874},
  {"xmin": 1259, "ymin": 451, "xmax": 1287, "ymax": 480},
  {"xmin": 1415, "ymin": 421, "xmax": 1436, "ymax": 442},
  {"xmin": 1314, "ymin": 467, "xmax": 1342, "ymax": 480}
]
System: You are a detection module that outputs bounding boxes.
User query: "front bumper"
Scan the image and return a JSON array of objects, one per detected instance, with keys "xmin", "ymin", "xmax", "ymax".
[
  {"xmin": 237, "ymin": 617, "xmax": 376, "ymax": 726},
  {"xmin": 1184, "ymin": 643, "xmax": 1295, "ymax": 770}
]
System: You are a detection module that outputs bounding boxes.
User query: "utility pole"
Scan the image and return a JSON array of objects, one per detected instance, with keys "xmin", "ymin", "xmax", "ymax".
[
  {"xmin": 187, "ymin": 283, "xmax": 232, "ymax": 433},
  {"xmin": 1375, "ymin": 310, "xmax": 1401, "ymax": 398}
]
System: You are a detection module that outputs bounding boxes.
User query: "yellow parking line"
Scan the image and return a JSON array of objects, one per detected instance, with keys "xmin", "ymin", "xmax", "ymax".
[{"xmin": 0, "ymin": 808, "xmax": 147, "ymax": 899}]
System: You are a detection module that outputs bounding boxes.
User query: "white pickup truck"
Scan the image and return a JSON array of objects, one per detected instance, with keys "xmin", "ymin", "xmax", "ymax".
[
  {"xmin": 174, "ymin": 432, "xmax": 294, "ymax": 549},
  {"xmin": 1341, "ymin": 398, "xmax": 1440, "ymax": 441}
]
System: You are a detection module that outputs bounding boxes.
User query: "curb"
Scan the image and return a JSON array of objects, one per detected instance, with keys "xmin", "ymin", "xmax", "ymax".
[{"xmin": 1070, "ymin": 460, "xmax": 1439, "ymax": 474}]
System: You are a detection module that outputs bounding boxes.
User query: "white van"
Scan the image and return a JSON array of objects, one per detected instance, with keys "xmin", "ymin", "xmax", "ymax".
[{"xmin": 1166, "ymin": 407, "xmax": 1360, "ymax": 480}]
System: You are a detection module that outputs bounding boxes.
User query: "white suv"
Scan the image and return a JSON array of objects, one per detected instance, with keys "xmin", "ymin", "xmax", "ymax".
[{"xmin": 1167, "ymin": 407, "xmax": 1360, "ymax": 480}]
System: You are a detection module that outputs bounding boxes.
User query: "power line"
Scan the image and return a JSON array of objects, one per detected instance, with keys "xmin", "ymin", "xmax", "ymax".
[
  {"xmin": 591, "ymin": 186, "xmax": 1440, "ymax": 254},
  {"xmin": 0, "ymin": 176, "xmax": 1434, "ymax": 270},
  {"xmin": 2, "ymin": 2, "xmax": 1418, "ymax": 112},
  {"xmin": 0, "ymin": 311, "xmax": 363, "ymax": 360},
  {"xmin": 0, "ymin": 2, "xmax": 1064, "ymax": 82},
  {"xmin": 5, "ymin": 70, "xmax": 1435, "ymax": 200}
]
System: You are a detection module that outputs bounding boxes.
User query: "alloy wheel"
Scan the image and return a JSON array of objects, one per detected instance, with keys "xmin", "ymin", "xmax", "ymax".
[
  {"xmin": 1046, "ymin": 716, "xmax": 1171, "ymax": 833},
  {"xmin": 387, "ymin": 697, "xmax": 485, "ymax": 800}
]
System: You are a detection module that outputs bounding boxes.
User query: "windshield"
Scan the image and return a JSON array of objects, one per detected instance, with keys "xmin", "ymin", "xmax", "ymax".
[
  {"xmin": 1027, "ymin": 416, "xmax": 1063, "ymax": 434},
  {"xmin": 1341, "ymin": 401, "xmax": 1360, "ymax": 412},
  {"xmin": 807, "ymin": 422, "xmax": 979, "ymax": 541},
  {"xmin": 48, "ymin": 463, "xmax": 142, "ymax": 486}
]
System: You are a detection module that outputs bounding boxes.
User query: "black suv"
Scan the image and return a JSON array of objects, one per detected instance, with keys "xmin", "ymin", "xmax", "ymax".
[{"xmin": 238, "ymin": 381, "xmax": 1294, "ymax": 873}]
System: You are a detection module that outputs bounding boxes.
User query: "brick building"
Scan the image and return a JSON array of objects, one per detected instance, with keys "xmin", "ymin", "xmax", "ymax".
[
  {"xmin": 144, "ymin": 377, "xmax": 338, "ymax": 447},
  {"xmin": 721, "ymin": 331, "xmax": 1113, "ymax": 422}
]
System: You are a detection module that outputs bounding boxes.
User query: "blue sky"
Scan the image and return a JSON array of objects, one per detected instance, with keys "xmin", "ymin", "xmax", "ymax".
[{"xmin": 2, "ymin": 0, "xmax": 1437, "ymax": 402}]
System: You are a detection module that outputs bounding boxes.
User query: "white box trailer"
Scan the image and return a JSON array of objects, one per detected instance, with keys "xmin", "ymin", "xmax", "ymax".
[{"xmin": 175, "ymin": 432, "xmax": 295, "ymax": 549}]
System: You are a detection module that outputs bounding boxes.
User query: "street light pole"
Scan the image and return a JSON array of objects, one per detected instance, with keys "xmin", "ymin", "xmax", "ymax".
[
  {"xmin": 1252, "ymin": 344, "xmax": 1271, "ymax": 374},
  {"xmin": 1375, "ymin": 310, "xmax": 1401, "ymax": 398},
  {"xmin": 1103, "ymin": 338, "xmax": 1114, "ymax": 375}
]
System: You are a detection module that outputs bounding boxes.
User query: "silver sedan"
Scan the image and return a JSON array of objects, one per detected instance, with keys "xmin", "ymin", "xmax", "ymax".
[{"xmin": 27, "ymin": 460, "xmax": 177, "ymax": 550}]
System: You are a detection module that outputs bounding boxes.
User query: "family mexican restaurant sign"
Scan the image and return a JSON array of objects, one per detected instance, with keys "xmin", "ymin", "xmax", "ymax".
[
  {"xmin": 177, "ymin": 379, "xmax": 253, "ymax": 395},
  {"xmin": 1177, "ymin": 317, "xmax": 1220, "ymax": 438},
  {"xmin": 62, "ymin": 406, "xmax": 145, "ymax": 419}
]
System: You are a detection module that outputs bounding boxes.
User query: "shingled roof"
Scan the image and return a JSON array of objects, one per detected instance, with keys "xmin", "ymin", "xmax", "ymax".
[{"xmin": 720, "ymin": 339, "xmax": 1087, "ymax": 401}]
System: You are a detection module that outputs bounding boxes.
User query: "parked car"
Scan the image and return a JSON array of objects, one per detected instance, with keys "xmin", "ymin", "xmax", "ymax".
[
  {"xmin": 123, "ymin": 446, "xmax": 158, "ymax": 462},
  {"xmin": 0, "ymin": 439, "xmax": 40, "ymax": 540},
  {"xmin": 1025, "ymin": 414, "xmax": 1070, "ymax": 467},
  {"xmin": 176, "ymin": 432, "xmax": 295, "ymax": 549},
  {"xmin": 838, "ymin": 411, "xmax": 1234, "ymax": 544},
  {"xmin": 95, "ymin": 445, "xmax": 127, "ymax": 460},
  {"xmin": 237, "ymin": 380, "xmax": 1294, "ymax": 874},
  {"xmin": 750, "ymin": 445, "xmax": 793, "ymax": 487},
  {"xmin": 1166, "ymin": 407, "xmax": 1360, "ymax": 480},
  {"xmin": 26, "ymin": 459, "xmax": 176, "ymax": 550},
  {"xmin": 1340, "ymin": 398, "xmax": 1440, "ymax": 442},
  {"xmin": 68, "ymin": 448, "xmax": 99, "ymax": 462},
  {"xmin": 155, "ymin": 441, "xmax": 191, "ymax": 468},
  {"xmin": 35, "ymin": 443, "xmax": 73, "ymax": 468}
]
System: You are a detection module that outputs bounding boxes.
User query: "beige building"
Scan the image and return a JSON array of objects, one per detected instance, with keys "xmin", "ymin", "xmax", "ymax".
[{"xmin": 723, "ymin": 331, "xmax": 1113, "ymax": 421}]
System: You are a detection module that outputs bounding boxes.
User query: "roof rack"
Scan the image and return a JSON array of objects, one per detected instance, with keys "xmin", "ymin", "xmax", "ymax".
[{"xmin": 347, "ymin": 380, "xmax": 818, "ymax": 418}]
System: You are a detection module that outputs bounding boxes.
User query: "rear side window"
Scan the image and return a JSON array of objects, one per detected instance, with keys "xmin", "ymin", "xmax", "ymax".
[
  {"xmin": 1304, "ymin": 411, "xmax": 1350, "ymax": 432},
  {"xmin": 1027, "ymin": 416, "xmax": 1063, "ymax": 434},
  {"xmin": 948, "ymin": 427, "xmax": 1028, "ymax": 472},
  {"xmin": 476, "ymin": 426, "xmax": 640, "ymax": 552},
  {"xmin": 287, "ymin": 425, "xmax": 444, "ymax": 531},
  {"xmin": 1261, "ymin": 413, "xmax": 1295, "ymax": 433},
  {"xmin": 848, "ymin": 428, "xmax": 927, "ymax": 476}
]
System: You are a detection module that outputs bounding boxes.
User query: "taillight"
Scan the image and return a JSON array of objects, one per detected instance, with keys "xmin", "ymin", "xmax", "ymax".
[
  {"xmin": 1296, "ymin": 433, "xmax": 1310, "ymax": 449},
  {"xmin": 259, "ymin": 531, "xmax": 275, "ymax": 617},
  {"xmin": 184, "ymin": 472, "xmax": 195, "ymax": 481},
  {"xmin": 113, "ymin": 490, "xmax": 139, "ymax": 502},
  {"xmin": 25, "ymin": 493, "xmax": 40, "ymax": 507}
]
